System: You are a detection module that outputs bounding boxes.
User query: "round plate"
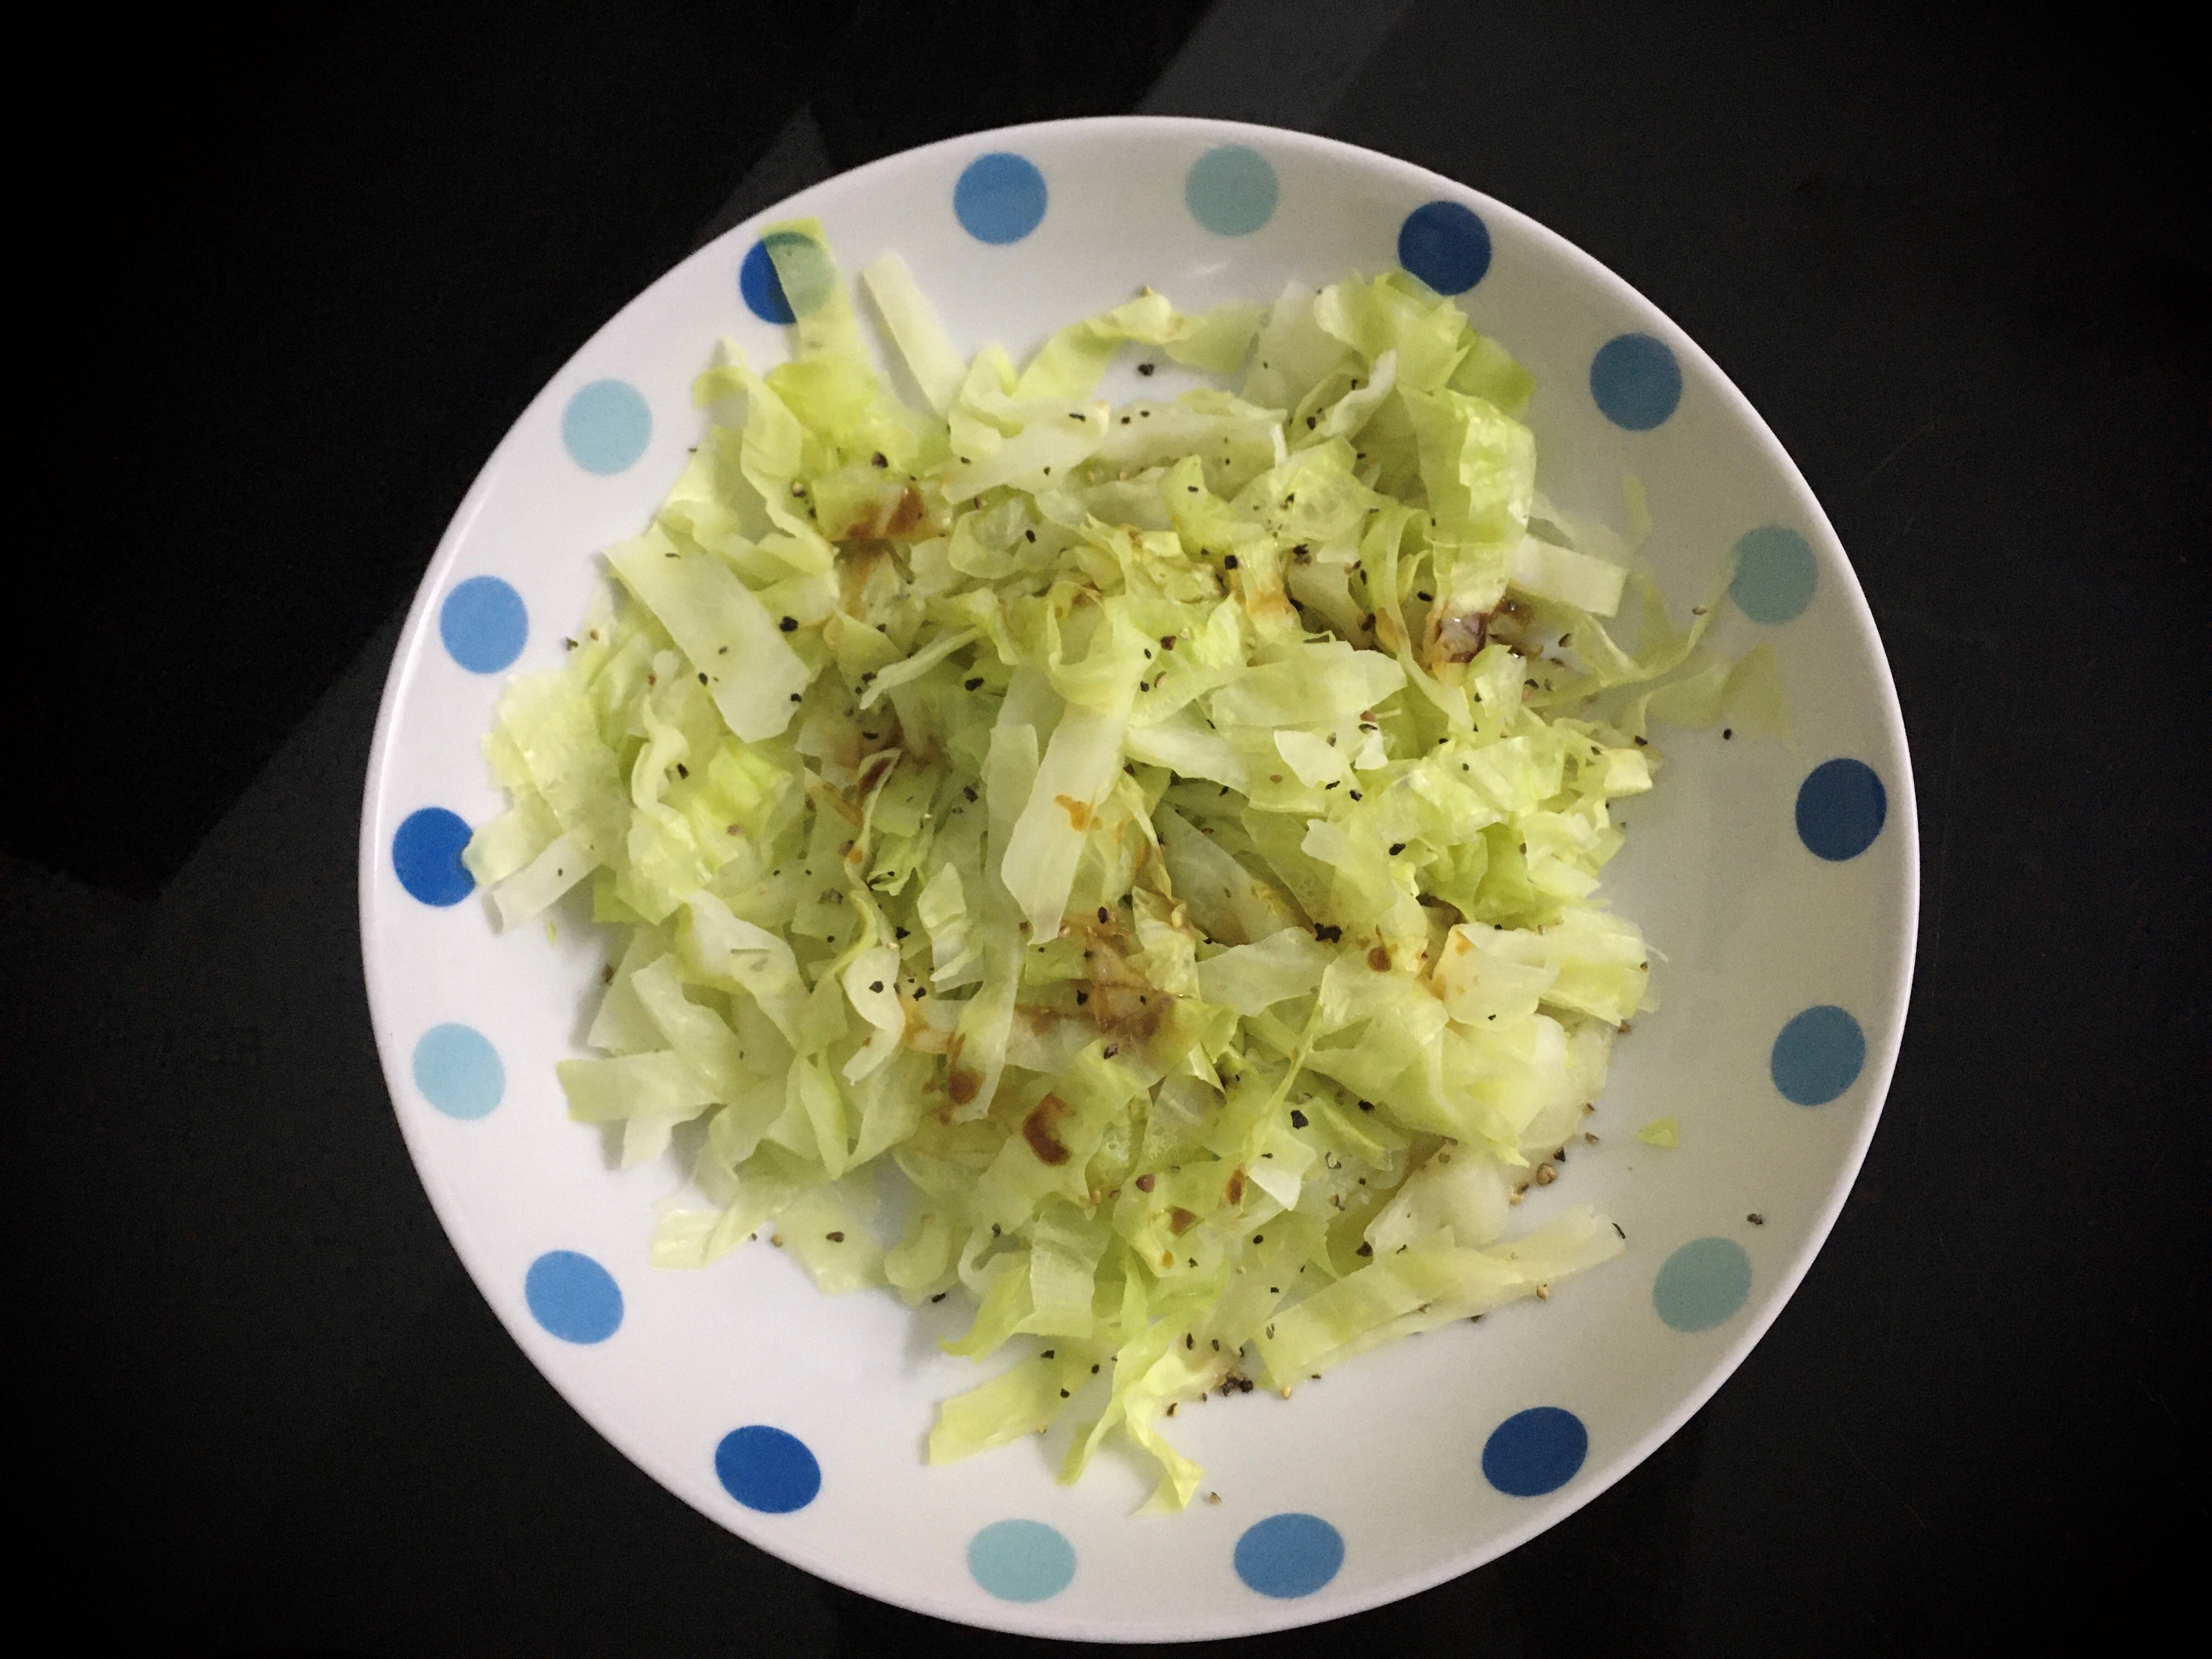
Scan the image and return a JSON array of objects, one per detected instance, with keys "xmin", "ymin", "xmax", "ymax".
[{"xmin": 359, "ymin": 116, "xmax": 1915, "ymax": 1641}]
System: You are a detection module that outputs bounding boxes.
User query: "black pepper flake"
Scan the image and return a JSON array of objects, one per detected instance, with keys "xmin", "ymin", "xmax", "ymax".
[
  {"xmin": 1748, "ymin": 1212, "xmax": 1765, "ymax": 1226},
  {"xmin": 1059, "ymin": 1388, "xmax": 1070, "ymax": 1397},
  {"xmin": 1358, "ymin": 1099, "xmax": 1374, "ymax": 1113},
  {"xmin": 1103, "ymin": 1044, "xmax": 1119, "ymax": 1058},
  {"xmin": 1137, "ymin": 361, "xmax": 1156, "ymax": 376},
  {"xmin": 913, "ymin": 986, "xmax": 927, "ymax": 998},
  {"xmin": 931, "ymin": 1291, "xmax": 947, "ymax": 1302},
  {"xmin": 1289, "ymin": 1109, "xmax": 1308, "ymax": 1129},
  {"xmin": 1252, "ymin": 1234, "xmax": 1265, "ymax": 1244},
  {"xmin": 826, "ymin": 1232, "xmax": 845, "ymax": 1243},
  {"xmin": 675, "ymin": 763, "xmax": 689, "ymax": 778},
  {"xmin": 1356, "ymin": 1242, "xmax": 1373, "ymax": 1256},
  {"xmin": 1417, "ymin": 591, "xmax": 1432, "ymax": 602},
  {"xmin": 1075, "ymin": 989, "xmax": 1090, "ymax": 1005},
  {"xmin": 790, "ymin": 692, "xmax": 802, "ymax": 702},
  {"xmin": 963, "ymin": 786, "xmax": 978, "ymax": 802},
  {"xmin": 697, "ymin": 671, "xmax": 709, "ymax": 684},
  {"xmin": 869, "ymin": 981, "xmax": 884, "ymax": 994},
  {"xmin": 1097, "ymin": 906, "xmax": 1110, "ymax": 924},
  {"xmin": 1186, "ymin": 1333, "xmax": 1195, "ymax": 1349},
  {"xmin": 1389, "ymin": 842, "xmax": 1406, "ymax": 856},
  {"xmin": 1315, "ymin": 924, "xmax": 1341, "ymax": 942},
  {"xmin": 1223, "ymin": 555, "xmax": 1239, "ymax": 569},
  {"xmin": 1349, "ymin": 789, "xmax": 1363, "ymax": 801},
  {"xmin": 1723, "ymin": 727, "xmax": 1734, "ymax": 740},
  {"xmin": 895, "ymin": 927, "xmax": 910, "ymax": 939},
  {"xmin": 1041, "ymin": 1349, "xmax": 1055, "ymax": 1358},
  {"xmin": 964, "ymin": 676, "xmax": 984, "ymax": 690}
]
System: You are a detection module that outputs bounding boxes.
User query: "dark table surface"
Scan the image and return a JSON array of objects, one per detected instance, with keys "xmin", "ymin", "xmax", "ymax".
[{"xmin": 13, "ymin": 3, "xmax": 2204, "ymax": 1654}]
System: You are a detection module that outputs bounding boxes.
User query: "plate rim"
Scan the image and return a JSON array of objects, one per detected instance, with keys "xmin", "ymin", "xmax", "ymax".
[{"xmin": 357, "ymin": 112, "xmax": 1919, "ymax": 1642}]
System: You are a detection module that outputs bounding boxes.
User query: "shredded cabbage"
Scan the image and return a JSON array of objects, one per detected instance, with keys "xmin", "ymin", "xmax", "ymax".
[{"xmin": 465, "ymin": 219, "xmax": 1768, "ymax": 1510}]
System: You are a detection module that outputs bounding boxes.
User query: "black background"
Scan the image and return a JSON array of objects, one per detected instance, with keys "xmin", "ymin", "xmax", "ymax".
[{"xmin": 10, "ymin": 3, "xmax": 2204, "ymax": 1654}]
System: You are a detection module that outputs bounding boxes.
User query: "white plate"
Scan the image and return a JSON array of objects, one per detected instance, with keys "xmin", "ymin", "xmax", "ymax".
[{"xmin": 359, "ymin": 116, "xmax": 1914, "ymax": 1641}]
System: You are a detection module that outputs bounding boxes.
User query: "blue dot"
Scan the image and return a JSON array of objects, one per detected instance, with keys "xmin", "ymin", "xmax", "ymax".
[
  {"xmin": 392, "ymin": 808, "xmax": 476, "ymax": 907},
  {"xmin": 1770, "ymin": 1005, "xmax": 1866, "ymax": 1106},
  {"xmin": 524, "ymin": 1250, "xmax": 623, "ymax": 1344},
  {"xmin": 1730, "ymin": 526, "xmax": 1818, "ymax": 624},
  {"xmin": 1397, "ymin": 200, "xmax": 1492, "ymax": 295},
  {"xmin": 740, "ymin": 237, "xmax": 796, "ymax": 324},
  {"xmin": 715, "ymin": 1425, "xmax": 821, "ymax": 1513},
  {"xmin": 411, "ymin": 1023, "xmax": 504, "ymax": 1120},
  {"xmin": 1186, "ymin": 145, "xmax": 1278, "ymax": 236},
  {"xmin": 561, "ymin": 379, "xmax": 652, "ymax": 475},
  {"xmin": 1589, "ymin": 333, "xmax": 1682, "ymax": 431},
  {"xmin": 1234, "ymin": 1513, "xmax": 1344, "ymax": 1599},
  {"xmin": 954, "ymin": 153, "xmax": 1048, "ymax": 245},
  {"xmin": 967, "ymin": 1520, "xmax": 1076, "ymax": 1602},
  {"xmin": 1796, "ymin": 758, "xmax": 1887, "ymax": 861},
  {"xmin": 1482, "ymin": 1406, "xmax": 1588, "ymax": 1497},
  {"xmin": 1653, "ymin": 1237, "xmax": 1753, "ymax": 1332},
  {"xmin": 438, "ymin": 575, "xmax": 528, "ymax": 673}
]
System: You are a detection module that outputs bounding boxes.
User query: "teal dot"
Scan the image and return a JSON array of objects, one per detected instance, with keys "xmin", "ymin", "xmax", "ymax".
[
  {"xmin": 1730, "ymin": 526, "xmax": 1818, "ymax": 624},
  {"xmin": 1234, "ymin": 1513, "xmax": 1344, "ymax": 1598},
  {"xmin": 561, "ymin": 379, "xmax": 652, "ymax": 475},
  {"xmin": 411, "ymin": 1023, "xmax": 504, "ymax": 1119},
  {"xmin": 1590, "ymin": 333, "xmax": 1681, "ymax": 430},
  {"xmin": 1653, "ymin": 1236, "xmax": 1753, "ymax": 1331},
  {"xmin": 1186, "ymin": 145, "xmax": 1278, "ymax": 236},
  {"xmin": 967, "ymin": 1519, "xmax": 1076, "ymax": 1602},
  {"xmin": 1770, "ymin": 1005, "xmax": 1866, "ymax": 1105},
  {"xmin": 524, "ymin": 1250, "xmax": 623, "ymax": 1344}
]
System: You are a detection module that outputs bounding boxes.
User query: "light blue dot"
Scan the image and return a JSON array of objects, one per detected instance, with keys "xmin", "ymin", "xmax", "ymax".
[
  {"xmin": 392, "ymin": 808, "xmax": 475, "ymax": 907},
  {"xmin": 1770, "ymin": 1005, "xmax": 1866, "ymax": 1106},
  {"xmin": 411, "ymin": 1024, "xmax": 504, "ymax": 1120},
  {"xmin": 1397, "ymin": 200, "xmax": 1492, "ymax": 295},
  {"xmin": 524, "ymin": 1250, "xmax": 623, "ymax": 1344},
  {"xmin": 1730, "ymin": 526, "xmax": 1818, "ymax": 624},
  {"xmin": 438, "ymin": 575, "xmax": 528, "ymax": 673},
  {"xmin": 1186, "ymin": 145, "xmax": 1278, "ymax": 236},
  {"xmin": 740, "ymin": 238, "xmax": 796, "ymax": 324},
  {"xmin": 1482, "ymin": 1406, "xmax": 1587, "ymax": 1497},
  {"xmin": 715, "ymin": 1425, "xmax": 820, "ymax": 1513},
  {"xmin": 967, "ymin": 1520, "xmax": 1076, "ymax": 1602},
  {"xmin": 954, "ymin": 152, "xmax": 1047, "ymax": 245},
  {"xmin": 561, "ymin": 379, "xmax": 652, "ymax": 475},
  {"xmin": 1653, "ymin": 1237, "xmax": 1753, "ymax": 1332},
  {"xmin": 1590, "ymin": 333, "xmax": 1681, "ymax": 430},
  {"xmin": 1796, "ymin": 758, "xmax": 1887, "ymax": 860},
  {"xmin": 1234, "ymin": 1513, "xmax": 1344, "ymax": 1599}
]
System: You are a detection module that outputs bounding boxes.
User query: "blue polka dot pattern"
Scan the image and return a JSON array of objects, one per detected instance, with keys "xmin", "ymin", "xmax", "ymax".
[
  {"xmin": 955, "ymin": 153, "xmax": 1048, "ymax": 244},
  {"xmin": 524, "ymin": 1250, "xmax": 623, "ymax": 1344},
  {"xmin": 740, "ymin": 237, "xmax": 796, "ymax": 324},
  {"xmin": 412, "ymin": 1023, "xmax": 504, "ymax": 1120},
  {"xmin": 715, "ymin": 1425, "xmax": 821, "ymax": 1513},
  {"xmin": 1770, "ymin": 1005, "xmax": 1866, "ymax": 1105},
  {"xmin": 1589, "ymin": 333, "xmax": 1682, "ymax": 431},
  {"xmin": 1234, "ymin": 1513, "xmax": 1344, "ymax": 1599},
  {"xmin": 561, "ymin": 379, "xmax": 652, "ymax": 475},
  {"xmin": 1186, "ymin": 145, "xmax": 1278, "ymax": 236},
  {"xmin": 1653, "ymin": 1237, "xmax": 1753, "ymax": 1331},
  {"xmin": 438, "ymin": 575, "xmax": 528, "ymax": 673},
  {"xmin": 1730, "ymin": 526, "xmax": 1818, "ymax": 624},
  {"xmin": 392, "ymin": 808, "xmax": 476, "ymax": 907},
  {"xmin": 1397, "ymin": 200, "xmax": 1492, "ymax": 295},
  {"xmin": 1482, "ymin": 1407, "xmax": 1588, "ymax": 1497},
  {"xmin": 1796, "ymin": 758, "xmax": 1887, "ymax": 861},
  {"xmin": 967, "ymin": 1520, "xmax": 1076, "ymax": 1602}
]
